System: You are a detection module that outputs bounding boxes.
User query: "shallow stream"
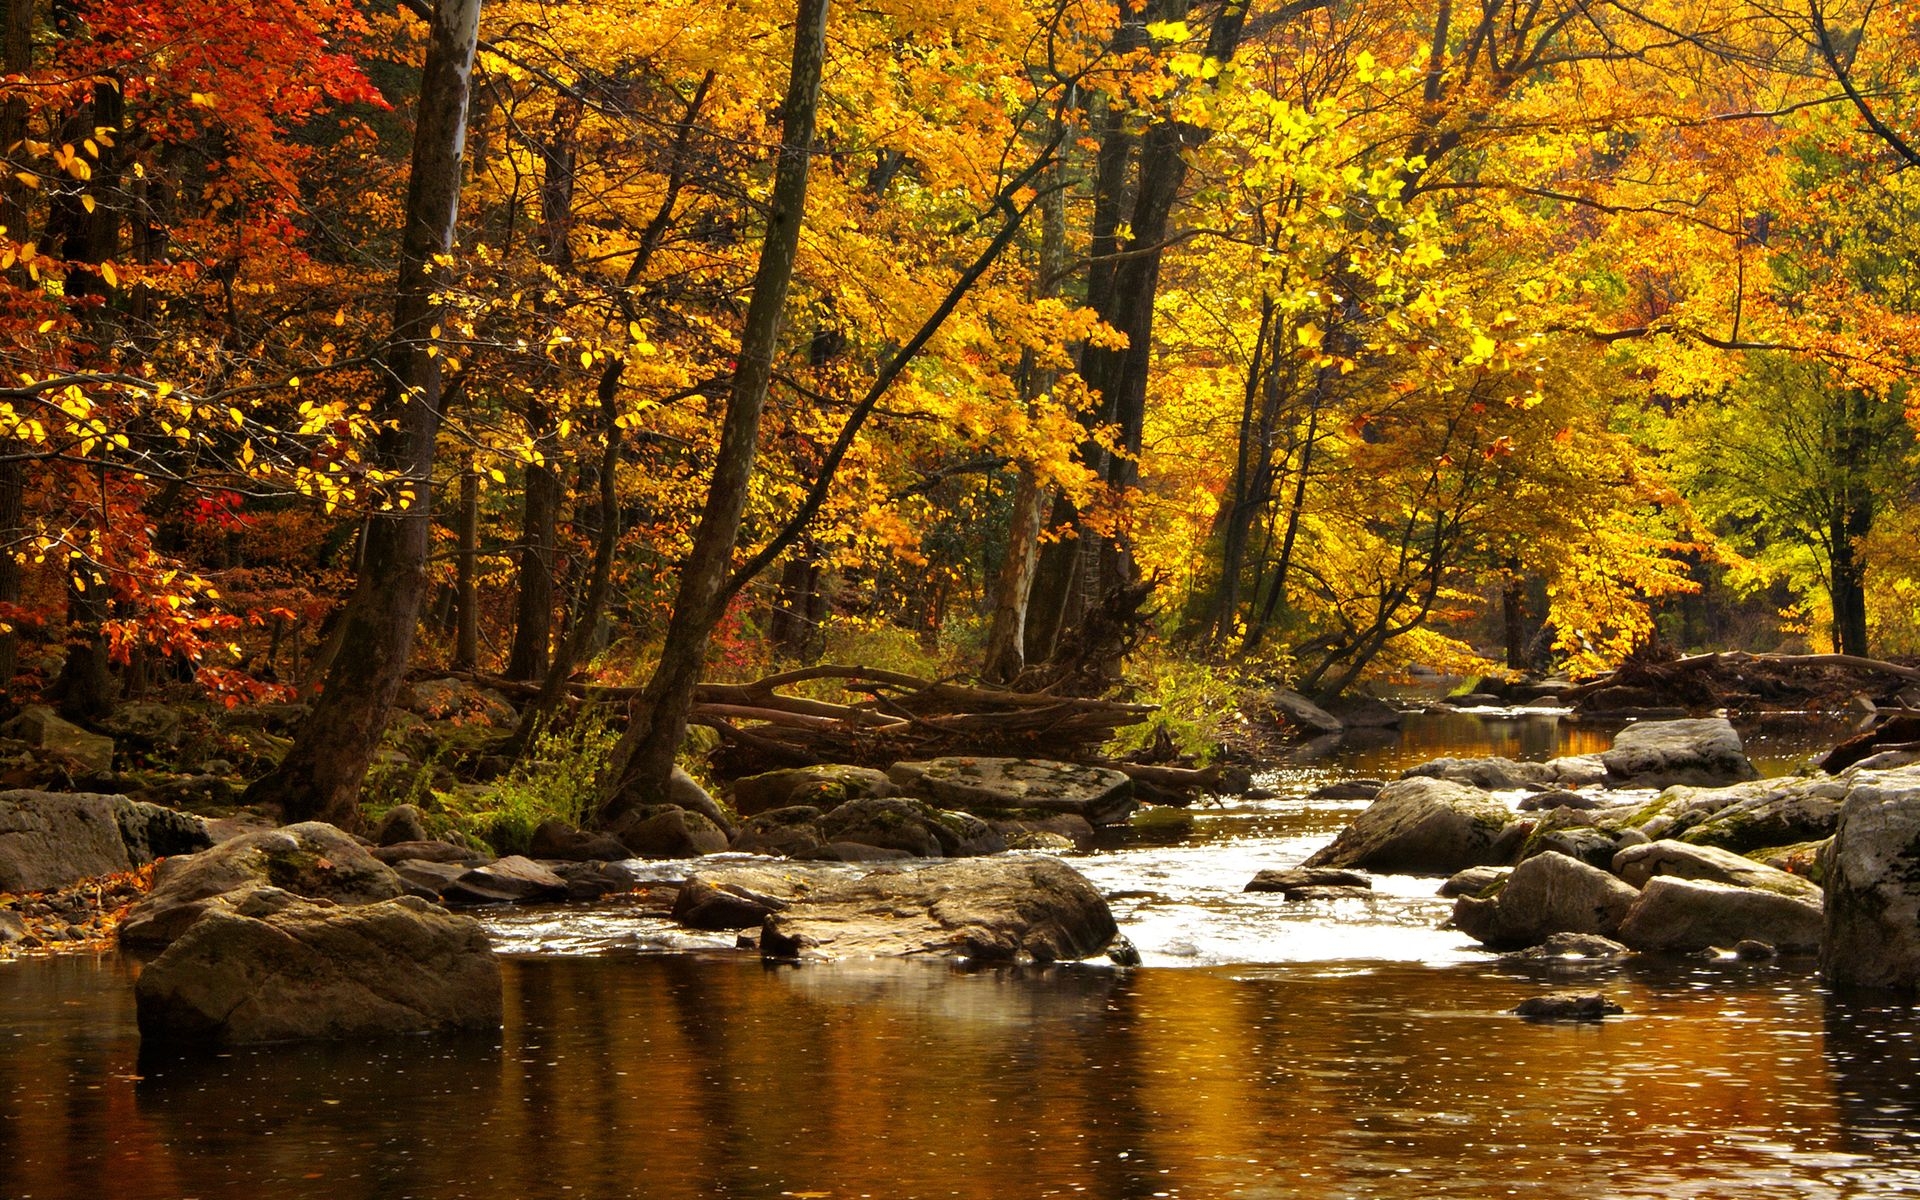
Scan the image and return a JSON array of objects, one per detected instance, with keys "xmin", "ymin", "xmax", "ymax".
[{"xmin": 9, "ymin": 708, "xmax": 1919, "ymax": 1199}]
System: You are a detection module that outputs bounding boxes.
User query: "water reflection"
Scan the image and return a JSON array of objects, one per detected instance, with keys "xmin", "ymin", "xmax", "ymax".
[{"xmin": 8, "ymin": 955, "xmax": 1920, "ymax": 1199}]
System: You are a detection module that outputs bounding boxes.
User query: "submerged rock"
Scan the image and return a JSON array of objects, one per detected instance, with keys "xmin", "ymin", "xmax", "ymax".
[
  {"xmin": 1244, "ymin": 867, "xmax": 1373, "ymax": 895},
  {"xmin": 1504, "ymin": 932, "xmax": 1630, "ymax": 961},
  {"xmin": 135, "ymin": 893, "xmax": 501, "ymax": 1046},
  {"xmin": 1303, "ymin": 777, "xmax": 1524, "ymax": 875},
  {"xmin": 760, "ymin": 856, "xmax": 1119, "ymax": 963},
  {"xmin": 1452, "ymin": 851, "xmax": 1639, "ymax": 950},
  {"xmin": 1514, "ymin": 992, "xmax": 1624, "ymax": 1021}
]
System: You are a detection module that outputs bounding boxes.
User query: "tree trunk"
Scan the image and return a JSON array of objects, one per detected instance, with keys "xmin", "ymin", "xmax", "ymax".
[
  {"xmin": 505, "ymin": 453, "xmax": 558, "ymax": 679},
  {"xmin": 600, "ymin": 0, "xmax": 830, "ymax": 821},
  {"xmin": 982, "ymin": 465, "xmax": 1046, "ymax": 683},
  {"xmin": 242, "ymin": 0, "xmax": 483, "ymax": 826},
  {"xmin": 453, "ymin": 464, "xmax": 479, "ymax": 670},
  {"xmin": 0, "ymin": 0, "xmax": 31, "ymax": 692}
]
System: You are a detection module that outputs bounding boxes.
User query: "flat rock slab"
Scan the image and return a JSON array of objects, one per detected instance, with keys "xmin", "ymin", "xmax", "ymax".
[
  {"xmin": 1612, "ymin": 839, "xmax": 1821, "ymax": 900},
  {"xmin": 135, "ymin": 893, "xmax": 501, "ymax": 1046},
  {"xmin": 888, "ymin": 758, "xmax": 1136, "ymax": 825},
  {"xmin": 441, "ymin": 855, "xmax": 568, "ymax": 905},
  {"xmin": 760, "ymin": 856, "xmax": 1119, "ymax": 963},
  {"xmin": 1245, "ymin": 868, "xmax": 1373, "ymax": 894}
]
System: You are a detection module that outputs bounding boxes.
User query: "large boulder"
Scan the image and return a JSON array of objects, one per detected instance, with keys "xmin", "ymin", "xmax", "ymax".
[
  {"xmin": 134, "ymin": 892, "xmax": 501, "ymax": 1046},
  {"xmin": 1599, "ymin": 718, "xmax": 1759, "ymax": 788},
  {"xmin": 1615, "ymin": 876, "xmax": 1823, "ymax": 954},
  {"xmin": 2, "ymin": 706, "xmax": 115, "ymax": 774},
  {"xmin": 1302, "ymin": 777, "xmax": 1524, "ymax": 875},
  {"xmin": 1451, "ymin": 851, "xmax": 1640, "ymax": 949},
  {"xmin": 1612, "ymin": 839, "xmax": 1821, "ymax": 900},
  {"xmin": 118, "ymin": 822, "xmax": 403, "ymax": 949},
  {"xmin": 730, "ymin": 765, "xmax": 896, "ymax": 817},
  {"xmin": 0, "ymin": 791, "xmax": 209, "ymax": 894},
  {"xmin": 1622, "ymin": 775, "xmax": 1846, "ymax": 852},
  {"xmin": 760, "ymin": 856, "xmax": 1119, "ymax": 963},
  {"xmin": 887, "ymin": 758, "xmax": 1135, "ymax": 825},
  {"xmin": 1823, "ymin": 768, "xmax": 1920, "ymax": 988}
]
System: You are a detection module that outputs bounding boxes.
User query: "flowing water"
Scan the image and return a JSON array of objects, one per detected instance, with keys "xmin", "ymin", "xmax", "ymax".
[{"xmin": 7, "ymin": 709, "xmax": 1916, "ymax": 1200}]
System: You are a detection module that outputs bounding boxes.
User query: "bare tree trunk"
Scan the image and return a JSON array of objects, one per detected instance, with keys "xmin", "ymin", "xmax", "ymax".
[
  {"xmin": 600, "ymin": 0, "xmax": 830, "ymax": 821},
  {"xmin": 0, "ymin": 0, "xmax": 31, "ymax": 692},
  {"xmin": 453, "ymin": 464, "xmax": 479, "ymax": 670},
  {"xmin": 242, "ymin": 0, "xmax": 483, "ymax": 826}
]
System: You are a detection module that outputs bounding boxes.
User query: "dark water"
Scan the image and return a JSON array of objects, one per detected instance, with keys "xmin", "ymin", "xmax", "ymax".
[
  {"xmin": 1, "ymin": 709, "xmax": 1903, "ymax": 1199},
  {"xmin": 6, "ymin": 954, "xmax": 1920, "ymax": 1199}
]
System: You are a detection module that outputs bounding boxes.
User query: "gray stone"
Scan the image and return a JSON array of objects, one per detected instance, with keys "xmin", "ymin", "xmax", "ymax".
[
  {"xmin": 804, "ymin": 842, "xmax": 916, "ymax": 863},
  {"xmin": 986, "ymin": 813, "xmax": 1097, "ymax": 851},
  {"xmin": 552, "ymin": 860, "xmax": 646, "ymax": 901},
  {"xmin": 672, "ymin": 876, "xmax": 793, "ymax": 930},
  {"xmin": 440, "ymin": 855, "xmax": 567, "ymax": 905},
  {"xmin": 119, "ymin": 822, "xmax": 404, "ymax": 949},
  {"xmin": 1520, "ymin": 821, "xmax": 1627, "ymax": 870},
  {"xmin": 730, "ymin": 765, "xmax": 897, "ymax": 816},
  {"xmin": 1518, "ymin": 789, "xmax": 1607, "ymax": 812},
  {"xmin": 1005, "ymin": 831, "xmax": 1077, "ymax": 853},
  {"xmin": 760, "ymin": 856, "xmax": 1119, "ymax": 963},
  {"xmin": 1514, "ymin": 992, "xmax": 1623, "ymax": 1020},
  {"xmin": 820, "ymin": 797, "xmax": 1006, "ymax": 859},
  {"xmin": 1823, "ymin": 767, "xmax": 1920, "ymax": 988},
  {"xmin": 1404, "ymin": 757, "xmax": 1557, "ymax": 790},
  {"xmin": 1543, "ymin": 756, "xmax": 1610, "ymax": 787},
  {"xmin": 1452, "ymin": 851, "xmax": 1640, "ymax": 950},
  {"xmin": 1308, "ymin": 779, "xmax": 1385, "ymax": 802},
  {"xmin": 887, "ymin": 757, "xmax": 1135, "ymax": 825},
  {"xmin": 669, "ymin": 768, "xmax": 736, "ymax": 836},
  {"xmin": 0, "ymin": 791, "xmax": 130, "ymax": 893},
  {"xmin": 613, "ymin": 806, "xmax": 730, "ymax": 859},
  {"xmin": 1303, "ymin": 777, "xmax": 1523, "ymax": 875},
  {"xmin": 527, "ymin": 820, "xmax": 631, "ymax": 862},
  {"xmin": 1612, "ymin": 839, "xmax": 1822, "ymax": 900},
  {"xmin": 730, "ymin": 806, "xmax": 828, "ymax": 858},
  {"xmin": 1322, "ymin": 695, "xmax": 1403, "ymax": 729},
  {"xmin": 1439, "ymin": 865, "xmax": 1510, "ymax": 898},
  {"xmin": 1245, "ymin": 867, "xmax": 1373, "ymax": 894},
  {"xmin": 0, "ymin": 909, "xmax": 24, "ymax": 944},
  {"xmin": 370, "ymin": 839, "xmax": 491, "ymax": 867},
  {"xmin": 2, "ymin": 706, "xmax": 114, "ymax": 773},
  {"xmin": 1505, "ymin": 932, "xmax": 1629, "ymax": 960},
  {"xmin": 103, "ymin": 703, "xmax": 187, "ymax": 749},
  {"xmin": 1284, "ymin": 885, "xmax": 1374, "ymax": 902},
  {"xmin": 373, "ymin": 804, "xmax": 430, "ymax": 847},
  {"xmin": 1600, "ymin": 718, "xmax": 1759, "ymax": 788},
  {"xmin": 1262, "ymin": 689, "xmax": 1344, "ymax": 734},
  {"xmin": 134, "ymin": 894, "xmax": 501, "ymax": 1046},
  {"xmin": 1616, "ymin": 876, "xmax": 1824, "ymax": 954},
  {"xmin": 392, "ymin": 858, "xmax": 466, "ymax": 900}
]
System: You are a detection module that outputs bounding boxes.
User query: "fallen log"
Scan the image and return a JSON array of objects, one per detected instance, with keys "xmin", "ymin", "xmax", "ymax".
[{"xmin": 1563, "ymin": 649, "xmax": 1920, "ymax": 712}]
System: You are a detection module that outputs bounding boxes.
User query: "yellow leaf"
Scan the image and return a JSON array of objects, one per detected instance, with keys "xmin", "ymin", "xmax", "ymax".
[
  {"xmin": 99, "ymin": 261, "xmax": 116, "ymax": 287},
  {"xmin": 579, "ymin": 349, "xmax": 593, "ymax": 369},
  {"xmin": 81, "ymin": 194, "xmax": 96, "ymax": 213}
]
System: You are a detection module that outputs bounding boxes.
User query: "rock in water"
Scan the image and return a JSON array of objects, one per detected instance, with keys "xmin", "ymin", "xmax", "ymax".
[
  {"xmin": 1616, "ymin": 876, "xmax": 1823, "ymax": 955},
  {"xmin": 1823, "ymin": 768, "xmax": 1920, "ymax": 988},
  {"xmin": 1303, "ymin": 777, "xmax": 1523, "ymax": 874},
  {"xmin": 1612, "ymin": 840, "xmax": 1821, "ymax": 900},
  {"xmin": 135, "ymin": 894, "xmax": 501, "ymax": 1046},
  {"xmin": 760, "ymin": 856, "xmax": 1119, "ymax": 963},
  {"xmin": 1514, "ymin": 993, "xmax": 1624, "ymax": 1021},
  {"xmin": 1599, "ymin": 718, "xmax": 1758, "ymax": 788},
  {"xmin": 1452, "ymin": 851, "xmax": 1640, "ymax": 950},
  {"xmin": 118, "ymin": 822, "xmax": 403, "ymax": 949},
  {"xmin": 887, "ymin": 758, "xmax": 1136, "ymax": 825}
]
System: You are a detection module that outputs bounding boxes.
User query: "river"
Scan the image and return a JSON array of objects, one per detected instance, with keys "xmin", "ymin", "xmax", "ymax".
[{"xmin": 7, "ymin": 709, "xmax": 1920, "ymax": 1199}]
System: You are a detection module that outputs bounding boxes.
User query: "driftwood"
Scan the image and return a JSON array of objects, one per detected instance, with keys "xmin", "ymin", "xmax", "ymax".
[
  {"xmin": 440, "ymin": 664, "xmax": 1169, "ymax": 783},
  {"xmin": 1563, "ymin": 649, "xmax": 1920, "ymax": 712}
]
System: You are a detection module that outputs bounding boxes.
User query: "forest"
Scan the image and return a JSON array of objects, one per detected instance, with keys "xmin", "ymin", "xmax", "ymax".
[{"xmin": 0, "ymin": 0, "xmax": 1917, "ymax": 827}]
